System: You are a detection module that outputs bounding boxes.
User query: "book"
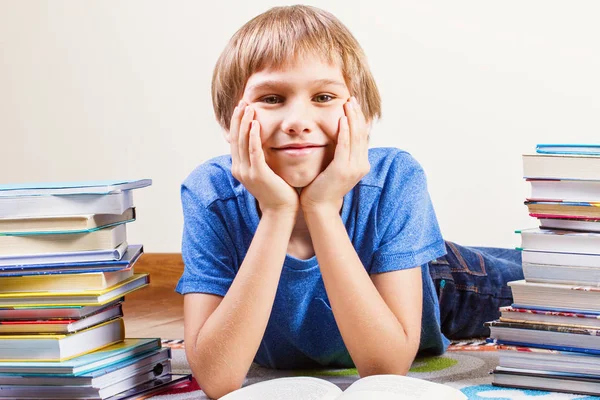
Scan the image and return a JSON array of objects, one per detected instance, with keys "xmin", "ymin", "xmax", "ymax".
[
  {"xmin": 486, "ymin": 320, "xmax": 600, "ymax": 353},
  {"xmin": 522, "ymin": 249, "xmax": 600, "ymax": 268},
  {"xmin": 0, "ymin": 191, "xmax": 134, "ymax": 219},
  {"xmin": 0, "ymin": 243, "xmax": 140, "ymax": 273},
  {"xmin": 0, "ymin": 208, "xmax": 135, "ymax": 236},
  {"xmin": 219, "ymin": 375, "xmax": 466, "ymax": 400},
  {"xmin": 538, "ymin": 217, "xmax": 600, "ymax": 233},
  {"xmin": 525, "ymin": 201, "xmax": 600, "ymax": 219},
  {"xmin": 523, "ymin": 153, "xmax": 600, "ymax": 180},
  {"xmin": 518, "ymin": 228, "xmax": 600, "ymax": 255},
  {"xmin": 493, "ymin": 366, "xmax": 600, "ymax": 396},
  {"xmin": 100, "ymin": 373, "xmax": 193, "ymax": 400},
  {"xmin": 536, "ymin": 144, "xmax": 600, "ymax": 156},
  {"xmin": 522, "ymin": 262, "xmax": 600, "ymax": 286},
  {"xmin": 0, "ymin": 303, "xmax": 123, "ymax": 334},
  {"xmin": 0, "ymin": 298, "xmax": 123, "ymax": 320},
  {"xmin": 0, "ymin": 224, "xmax": 127, "ymax": 256},
  {"xmin": 0, "ymin": 338, "xmax": 160, "ymax": 375},
  {"xmin": 0, "ymin": 241, "xmax": 128, "ymax": 267},
  {"xmin": 509, "ymin": 279, "xmax": 600, "ymax": 313},
  {"xmin": 0, "ymin": 361, "xmax": 170, "ymax": 399},
  {"xmin": 0, "ymin": 317, "xmax": 124, "ymax": 361},
  {"xmin": 0, "ymin": 273, "xmax": 149, "ymax": 307},
  {"xmin": 527, "ymin": 179, "xmax": 600, "ymax": 202},
  {"xmin": 500, "ymin": 306, "xmax": 600, "ymax": 329},
  {"xmin": 0, "ymin": 179, "xmax": 152, "ymax": 197},
  {"xmin": 0, "ymin": 347, "xmax": 170, "ymax": 385},
  {"xmin": 0, "ymin": 269, "xmax": 134, "ymax": 293},
  {"xmin": 498, "ymin": 345, "xmax": 600, "ymax": 376}
]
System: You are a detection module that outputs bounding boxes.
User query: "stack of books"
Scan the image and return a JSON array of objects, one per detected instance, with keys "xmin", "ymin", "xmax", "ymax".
[
  {"xmin": 0, "ymin": 180, "xmax": 191, "ymax": 399},
  {"xmin": 487, "ymin": 144, "xmax": 600, "ymax": 396}
]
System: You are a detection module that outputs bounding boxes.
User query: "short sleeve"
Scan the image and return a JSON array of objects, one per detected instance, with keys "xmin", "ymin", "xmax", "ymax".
[
  {"xmin": 370, "ymin": 153, "xmax": 446, "ymax": 274},
  {"xmin": 175, "ymin": 184, "xmax": 237, "ymax": 296}
]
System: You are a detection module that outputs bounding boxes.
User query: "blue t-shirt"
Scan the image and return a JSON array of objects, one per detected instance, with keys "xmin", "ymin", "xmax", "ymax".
[{"xmin": 176, "ymin": 147, "xmax": 449, "ymax": 368}]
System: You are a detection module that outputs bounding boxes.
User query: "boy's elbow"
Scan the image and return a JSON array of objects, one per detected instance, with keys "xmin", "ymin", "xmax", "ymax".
[{"xmin": 200, "ymin": 378, "xmax": 243, "ymax": 400}]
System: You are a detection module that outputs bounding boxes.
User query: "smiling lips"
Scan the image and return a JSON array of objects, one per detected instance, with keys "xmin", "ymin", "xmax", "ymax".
[{"xmin": 274, "ymin": 144, "xmax": 326, "ymax": 156}]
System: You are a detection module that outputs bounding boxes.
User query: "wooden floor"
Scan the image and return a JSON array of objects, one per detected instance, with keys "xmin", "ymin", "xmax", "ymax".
[{"xmin": 122, "ymin": 253, "xmax": 185, "ymax": 339}]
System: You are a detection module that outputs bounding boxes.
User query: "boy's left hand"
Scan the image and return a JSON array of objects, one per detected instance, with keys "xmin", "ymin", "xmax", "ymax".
[{"xmin": 300, "ymin": 97, "xmax": 370, "ymax": 214}]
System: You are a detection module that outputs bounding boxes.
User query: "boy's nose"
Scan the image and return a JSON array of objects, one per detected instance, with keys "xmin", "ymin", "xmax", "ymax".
[{"xmin": 281, "ymin": 104, "xmax": 314, "ymax": 135}]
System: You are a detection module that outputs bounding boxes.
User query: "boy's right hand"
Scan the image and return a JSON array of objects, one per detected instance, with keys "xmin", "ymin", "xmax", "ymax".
[{"xmin": 229, "ymin": 102, "xmax": 299, "ymax": 216}]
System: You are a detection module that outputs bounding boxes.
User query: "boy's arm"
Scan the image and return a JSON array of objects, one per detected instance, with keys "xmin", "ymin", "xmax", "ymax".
[
  {"xmin": 185, "ymin": 102, "xmax": 299, "ymax": 399},
  {"xmin": 301, "ymin": 97, "xmax": 421, "ymax": 375},
  {"xmin": 184, "ymin": 209, "xmax": 296, "ymax": 399},
  {"xmin": 304, "ymin": 209, "xmax": 422, "ymax": 376}
]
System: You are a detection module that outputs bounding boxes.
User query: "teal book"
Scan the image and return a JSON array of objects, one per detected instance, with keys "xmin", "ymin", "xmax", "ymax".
[
  {"xmin": 0, "ymin": 338, "xmax": 161, "ymax": 375},
  {"xmin": 536, "ymin": 144, "xmax": 600, "ymax": 156},
  {"xmin": 0, "ymin": 179, "xmax": 152, "ymax": 197}
]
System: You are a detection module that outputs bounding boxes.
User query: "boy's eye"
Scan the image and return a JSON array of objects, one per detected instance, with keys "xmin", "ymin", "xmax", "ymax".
[
  {"xmin": 260, "ymin": 95, "xmax": 283, "ymax": 105},
  {"xmin": 314, "ymin": 94, "xmax": 334, "ymax": 103}
]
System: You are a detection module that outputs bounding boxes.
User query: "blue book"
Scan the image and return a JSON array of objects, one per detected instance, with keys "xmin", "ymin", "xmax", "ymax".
[
  {"xmin": 0, "ymin": 244, "xmax": 142, "ymax": 275},
  {"xmin": 0, "ymin": 338, "xmax": 161, "ymax": 375},
  {"xmin": 536, "ymin": 144, "xmax": 600, "ymax": 156},
  {"xmin": 0, "ymin": 179, "xmax": 152, "ymax": 197}
]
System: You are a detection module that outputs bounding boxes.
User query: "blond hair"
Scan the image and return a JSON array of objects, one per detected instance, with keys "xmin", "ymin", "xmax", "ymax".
[{"xmin": 211, "ymin": 5, "xmax": 382, "ymax": 131}]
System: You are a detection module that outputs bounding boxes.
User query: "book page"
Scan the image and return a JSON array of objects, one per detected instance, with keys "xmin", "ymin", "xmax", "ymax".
[
  {"xmin": 338, "ymin": 375, "xmax": 466, "ymax": 400},
  {"xmin": 219, "ymin": 377, "xmax": 343, "ymax": 400}
]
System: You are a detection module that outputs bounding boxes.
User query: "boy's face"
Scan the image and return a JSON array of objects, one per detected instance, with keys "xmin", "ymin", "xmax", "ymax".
[{"xmin": 239, "ymin": 57, "xmax": 351, "ymax": 188}]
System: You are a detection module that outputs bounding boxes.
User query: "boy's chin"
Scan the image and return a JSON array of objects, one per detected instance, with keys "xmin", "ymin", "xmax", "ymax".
[{"xmin": 280, "ymin": 172, "xmax": 319, "ymax": 189}]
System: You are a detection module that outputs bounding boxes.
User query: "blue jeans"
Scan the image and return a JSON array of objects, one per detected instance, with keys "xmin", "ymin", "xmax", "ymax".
[{"xmin": 428, "ymin": 241, "xmax": 523, "ymax": 339}]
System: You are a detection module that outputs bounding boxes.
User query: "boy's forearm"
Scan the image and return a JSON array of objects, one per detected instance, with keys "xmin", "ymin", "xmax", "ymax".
[
  {"xmin": 189, "ymin": 210, "xmax": 296, "ymax": 396},
  {"xmin": 304, "ymin": 207, "xmax": 419, "ymax": 376}
]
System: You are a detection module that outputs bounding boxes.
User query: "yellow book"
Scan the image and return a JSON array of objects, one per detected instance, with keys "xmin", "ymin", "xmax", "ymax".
[
  {"xmin": 0, "ymin": 273, "xmax": 149, "ymax": 307},
  {"xmin": 0, "ymin": 318, "xmax": 124, "ymax": 362},
  {"xmin": 0, "ymin": 208, "xmax": 135, "ymax": 235},
  {"xmin": 0, "ymin": 224, "xmax": 127, "ymax": 256},
  {"xmin": 0, "ymin": 268, "xmax": 133, "ymax": 293}
]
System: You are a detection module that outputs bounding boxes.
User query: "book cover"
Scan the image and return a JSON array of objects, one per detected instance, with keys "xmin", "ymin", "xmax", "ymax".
[
  {"xmin": 523, "ymin": 153, "xmax": 600, "ymax": 181},
  {"xmin": 486, "ymin": 320, "xmax": 600, "ymax": 336},
  {"xmin": 0, "ymin": 298, "xmax": 123, "ymax": 320},
  {"xmin": 0, "ymin": 179, "xmax": 152, "ymax": 197},
  {"xmin": 536, "ymin": 144, "xmax": 600, "ymax": 156},
  {"xmin": 517, "ymin": 227, "xmax": 600, "ymax": 254}
]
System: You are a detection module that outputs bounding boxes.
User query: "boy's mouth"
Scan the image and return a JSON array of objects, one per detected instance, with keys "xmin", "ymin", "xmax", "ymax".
[{"xmin": 274, "ymin": 143, "xmax": 326, "ymax": 156}]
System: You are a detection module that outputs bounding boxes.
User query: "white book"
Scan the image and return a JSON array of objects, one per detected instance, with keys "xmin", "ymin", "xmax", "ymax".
[
  {"xmin": 220, "ymin": 375, "xmax": 466, "ymax": 400},
  {"xmin": 522, "ymin": 249, "xmax": 600, "ymax": 268},
  {"xmin": 0, "ymin": 241, "xmax": 127, "ymax": 267},
  {"xmin": 0, "ymin": 224, "xmax": 127, "ymax": 256},
  {"xmin": 523, "ymin": 154, "xmax": 600, "ymax": 180},
  {"xmin": 539, "ymin": 217, "xmax": 600, "ymax": 233},
  {"xmin": 523, "ymin": 262, "xmax": 600, "ymax": 286},
  {"xmin": 509, "ymin": 279, "xmax": 600, "ymax": 313},
  {"xmin": 0, "ymin": 191, "xmax": 133, "ymax": 218},
  {"xmin": 519, "ymin": 228, "xmax": 600, "ymax": 255},
  {"xmin": 0, "ymin": 179, "xmax": 152, "ymax": 197},
  {"xmin": 528, "ymin": 179, "xmax": 600, "ymax": 202}
]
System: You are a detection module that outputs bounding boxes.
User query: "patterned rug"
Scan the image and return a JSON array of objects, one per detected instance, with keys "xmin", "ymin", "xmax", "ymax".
[{"xmin": 154, "ymin": 340, "xmax": 600, "ymax": 399}]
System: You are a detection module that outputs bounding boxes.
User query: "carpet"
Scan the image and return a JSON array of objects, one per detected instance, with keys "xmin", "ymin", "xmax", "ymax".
[{"xmin": 150, "ymin": 340, "xmax": 600, "ymax": 399}]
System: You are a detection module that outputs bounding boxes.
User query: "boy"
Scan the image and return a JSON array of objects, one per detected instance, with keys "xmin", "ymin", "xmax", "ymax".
[{"xmin": 176, "ymin": 5, "xmax": 522, "ymax": 399}]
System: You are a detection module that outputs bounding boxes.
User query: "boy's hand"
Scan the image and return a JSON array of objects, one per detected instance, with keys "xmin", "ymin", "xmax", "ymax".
[
  {"xmin": 300, "ymin": 97, "xmax": 370, "ymax": 214},
  {"xmin": 230, "ymin": 102, "xmax": 299, "ymax": 215}
]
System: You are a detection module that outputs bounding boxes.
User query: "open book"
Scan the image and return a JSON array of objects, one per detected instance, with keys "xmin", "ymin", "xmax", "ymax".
[{"xmin": 219, "ymin": 375, "xmax": 466, "ymax": 400}]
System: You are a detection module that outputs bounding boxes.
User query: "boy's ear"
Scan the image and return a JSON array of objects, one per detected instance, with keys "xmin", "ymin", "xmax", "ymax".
[{"xmin": 222, "ymin": 129, "xmax": 232, "ymax": 144}]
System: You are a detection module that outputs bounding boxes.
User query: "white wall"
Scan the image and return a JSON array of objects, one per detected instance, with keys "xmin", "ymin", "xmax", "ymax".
[{"xmin": 1, "ymin": 1, "xmax": 599, "ymax": 252}]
